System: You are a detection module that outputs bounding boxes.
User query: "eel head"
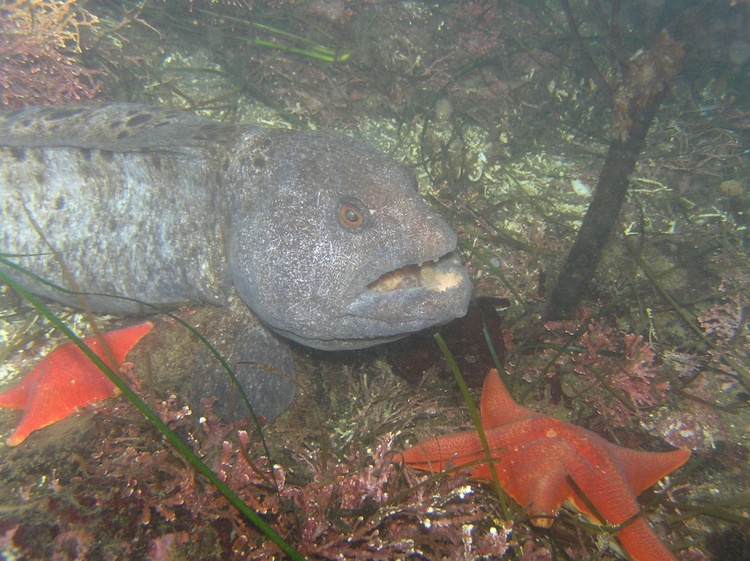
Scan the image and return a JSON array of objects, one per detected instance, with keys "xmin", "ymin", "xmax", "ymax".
[{"xmin": 228, "ymin": 130, "xmax": 472, "ymax": 350}]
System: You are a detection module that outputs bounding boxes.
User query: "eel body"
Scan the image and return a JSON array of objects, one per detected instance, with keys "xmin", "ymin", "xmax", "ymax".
[{"xmin": 0, "ymin": 103, "xmax": 471, "ymax": 420}]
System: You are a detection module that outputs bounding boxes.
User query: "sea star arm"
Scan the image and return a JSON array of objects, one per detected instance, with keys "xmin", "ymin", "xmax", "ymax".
[
  {"xmin": 480, "ymin": 368, "xmax": 536, "ymax": 428},
  {"xmin": 399, "ymin": 429, "xmax": 487, "ymax": 474},
  {"xmin": 490, "ymin": 436, "xmax": 573, "ymax": 527},
  {"xmin": 603, "ymin": 440, "xmax": 691, "ymax": 495},
  {"xmin": 558, "ymin": 435, "xmax": 683, "ymax": 561},
  {"xmin": 615, "ymin": 515, "xmax": 682, "ymax": 561},
  {"xmin": 0, "ymin": 322, "xmax": 152, "ymax": 445}
]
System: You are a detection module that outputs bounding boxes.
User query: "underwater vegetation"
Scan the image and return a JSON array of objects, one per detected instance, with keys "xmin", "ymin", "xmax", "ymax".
[
  {"xmin": 0, "ymin": 0, "xmax": 100, "ymax": 107},
  {"xmin": 1, "ymin": 0, "xmax": 749, "ymax": 559}
]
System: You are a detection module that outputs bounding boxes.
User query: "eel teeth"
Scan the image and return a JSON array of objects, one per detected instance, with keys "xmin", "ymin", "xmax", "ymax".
[{"xmin": 367, "ymin": 258, "xmax": 463, "ymax": 293}]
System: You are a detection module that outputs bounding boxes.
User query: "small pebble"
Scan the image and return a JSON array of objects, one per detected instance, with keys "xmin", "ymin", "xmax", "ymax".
[
  {"xmin": 434, "ymin": 98, "xmax": 453, "ymax": 123},
  {"xmin": 719, "ymin": 179, "xmax": 743, "ymax": 196}
]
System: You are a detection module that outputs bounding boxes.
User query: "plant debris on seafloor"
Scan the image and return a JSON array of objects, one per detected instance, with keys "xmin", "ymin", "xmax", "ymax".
[{"xmin": 1, "ymin": 0, "xmax": 750, "ymax": 559}]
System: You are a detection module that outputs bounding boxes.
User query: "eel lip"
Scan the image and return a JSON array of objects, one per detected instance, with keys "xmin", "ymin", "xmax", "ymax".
[{"xmin": 366, "ymin": 254, "xmax": 466, "ymax": 293}]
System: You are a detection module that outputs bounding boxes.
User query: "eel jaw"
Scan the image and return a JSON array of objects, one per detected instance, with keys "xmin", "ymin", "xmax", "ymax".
[
  {"xmin": 366, "ymin": 255, "xmax": 467, "ymax": 293},
  {"xmin": 350, "ymin": 251, "xmax": 471, "ymax": 325},
  {"xmin": 274, "ymin": 253, "xmax": 471, "ymax": 351}
]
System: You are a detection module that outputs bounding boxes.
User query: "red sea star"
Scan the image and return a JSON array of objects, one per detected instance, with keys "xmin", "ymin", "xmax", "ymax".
[
  {"xmin": 400, "ymin": 368, "xmax": 691, "ymax": 561},
  {"xmin": 0, "ymin": 321, "xmax": 153, "ymax": 445}
]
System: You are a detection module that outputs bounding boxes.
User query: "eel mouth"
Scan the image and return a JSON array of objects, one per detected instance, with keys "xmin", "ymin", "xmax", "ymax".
[{"xmin": 366, "ymin": 254, "xmax": 466, "ymax": 293}]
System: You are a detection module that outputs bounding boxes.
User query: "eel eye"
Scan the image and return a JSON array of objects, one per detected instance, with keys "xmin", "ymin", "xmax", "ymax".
[{"xmin": 339, "ymin": 203, "xmax": 365, "ymax": 228}]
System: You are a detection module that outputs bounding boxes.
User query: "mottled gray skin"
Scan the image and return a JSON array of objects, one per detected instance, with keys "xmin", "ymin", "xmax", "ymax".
[{"xmin": 0, "ymin": 103, "xmax": 471, "ymax": 421}]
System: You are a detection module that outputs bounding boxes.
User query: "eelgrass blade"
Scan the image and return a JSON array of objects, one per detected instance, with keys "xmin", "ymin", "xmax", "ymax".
[
  {"xmin": 434, "ymin": 333, "xmax": 512, "ymax": 519},
  {"xmin": 0, "ymin": 263, "xmax": 306, "ymax": 560},
  {"xmin": 0, "ymin": 254, "xmax": 275, "ymax": 484}
]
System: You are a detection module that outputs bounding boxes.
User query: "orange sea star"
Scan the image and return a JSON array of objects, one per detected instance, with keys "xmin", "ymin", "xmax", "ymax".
[
  {"xmin": 400, "ymin": 369, "xmax": 690, "ymax": 561},
  {"xmin": 0, "ymin": 321, "xmax": 152, "ymax": 445}
]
